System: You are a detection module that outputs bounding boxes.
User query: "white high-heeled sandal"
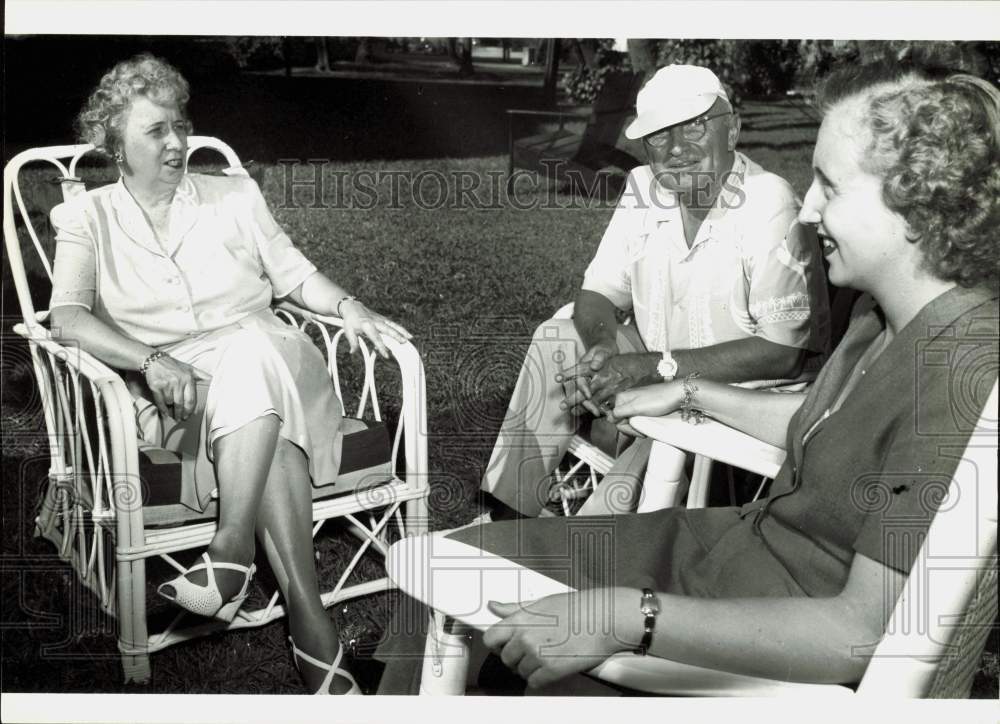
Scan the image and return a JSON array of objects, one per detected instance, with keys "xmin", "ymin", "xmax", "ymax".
[
  {"xmin": 289, "ymin": 637, "xmax": 362, "ymax": 695},
  {"xmin": 156, "ymin": 552, "xmax": 255, "ymax": 622}
]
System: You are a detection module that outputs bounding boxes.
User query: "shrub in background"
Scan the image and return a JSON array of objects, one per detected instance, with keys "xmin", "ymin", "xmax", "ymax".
[
  {"xmin": 561, "ymin": 39, "xmax": 997, "ymax": 108},
  {"xmin": 222, "ymin": 37, "xmax": 286, "ymax": 70}
]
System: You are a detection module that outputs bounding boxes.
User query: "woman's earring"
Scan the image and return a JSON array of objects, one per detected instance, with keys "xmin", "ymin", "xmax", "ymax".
[{"xmin": 113, "ymin": 151, "xmax": 124, "ymax": 164}]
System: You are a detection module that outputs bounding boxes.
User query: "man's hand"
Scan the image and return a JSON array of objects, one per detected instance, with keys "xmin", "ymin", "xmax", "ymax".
[
  {"xmin": 556, "ymin": 340, "xmax": 618, "ymax": 416},
  {"xmin": 483, "ymin": 588, "xmax": 639, "ymax": 690},
  {"xmin": 144, "ymin": 354, "xmax": 210, "ymax": 421},
  {"xmin": 586, "ymin": 352, "xmax": 662, "ymax": 411}
]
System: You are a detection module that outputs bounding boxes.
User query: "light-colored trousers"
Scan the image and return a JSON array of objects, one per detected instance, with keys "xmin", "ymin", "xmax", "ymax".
[{"xmin": 480, "ymin": 317, "xmax": 654, "ymax": 516}]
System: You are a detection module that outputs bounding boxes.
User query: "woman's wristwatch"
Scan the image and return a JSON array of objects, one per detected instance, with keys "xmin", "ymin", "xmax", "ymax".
[{"xmin": 636, "ymin": 587, "xmax": 660, "ymax": 655}]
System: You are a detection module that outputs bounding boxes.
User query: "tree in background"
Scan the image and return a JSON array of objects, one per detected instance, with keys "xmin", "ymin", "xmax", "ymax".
[
  {"xmin": 448, "ymin": 38, "xmax": 474, "ymax": 76},
  {"xmin": 626, "ymin": 39, "xmax": 658, "ymax": 82}
]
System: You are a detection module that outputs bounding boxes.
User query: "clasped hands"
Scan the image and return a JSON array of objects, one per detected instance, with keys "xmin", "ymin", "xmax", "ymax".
[
  {"xmin": 555, "ymin": 343, "xmax": 691, "ymax": 436},
  {"xmin": 556, "ymin": 342, "xmax": 661, "ymax": 419}
]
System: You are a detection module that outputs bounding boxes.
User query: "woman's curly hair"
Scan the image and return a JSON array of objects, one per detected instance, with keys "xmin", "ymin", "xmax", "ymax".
[
  {"xmin": 818, "ymin": 63, "xmax": 1000, "ymax": 288},
  {"xmin": 865, "ymin": 77, "xmax": 999, "ymax": 288},
  {"xmin": 76, "ymin": 53, "xmax": 190, "ymax": 157}
]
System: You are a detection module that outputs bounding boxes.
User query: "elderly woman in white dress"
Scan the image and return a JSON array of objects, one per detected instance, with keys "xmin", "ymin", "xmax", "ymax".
[{"xmin": 48, "ymin": 54, "xmax": 409, "ymax": 694}]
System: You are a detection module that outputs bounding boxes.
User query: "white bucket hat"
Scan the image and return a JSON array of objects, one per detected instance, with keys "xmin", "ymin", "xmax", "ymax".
[{"xmin": 625, "ymin": 64, "xmax": 730, "ymax": 140}]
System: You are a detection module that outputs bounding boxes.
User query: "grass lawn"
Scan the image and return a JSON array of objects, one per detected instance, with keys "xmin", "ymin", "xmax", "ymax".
[{"xmin": 1, "ymin": 99, "xmax": 996, "ymax": 697}]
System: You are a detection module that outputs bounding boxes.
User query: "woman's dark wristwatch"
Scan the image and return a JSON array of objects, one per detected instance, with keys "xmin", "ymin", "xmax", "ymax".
[{"xmin": 636, "ymin": 588, "xmax": 660, "ymax": 655}]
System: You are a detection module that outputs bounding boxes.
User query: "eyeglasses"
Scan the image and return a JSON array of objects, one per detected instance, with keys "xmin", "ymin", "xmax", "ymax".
[{"xmin": 643, "ymin": 111, "xmax": 732, "ymax": 148}]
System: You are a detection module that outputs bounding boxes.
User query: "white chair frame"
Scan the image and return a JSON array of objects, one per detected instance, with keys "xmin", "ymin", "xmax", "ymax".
[
  {"xmin": 387, "ymin": 382, "xmax": 997, "ymax": 697},
  {"xmin": 3, "ymin": 138, "xmax": 430, "ymax": 683}
]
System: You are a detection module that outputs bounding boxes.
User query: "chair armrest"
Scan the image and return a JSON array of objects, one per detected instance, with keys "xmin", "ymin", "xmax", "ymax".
[
  {"xmin": 17, "ymin": 322, "xmax": 129, "ymax": 386},
  {"xmin": 385, "ymin": 532, "xmax": 573, "ymax": 630},
  {"xmin": 592, "ymin": 654, "xmax": 854, "ymax": 697},
  {"xmin": 15, "ymin": 323, "xmax": 145, "ymax": 540},
  {"xmin": 386, "ymin": 532, "xmax": 855, "ymax": 696},
  {"xmin": 273, "ymin": 302, "xmax": 428, "ymax": 487},
  {"xmin": 273, "ymin": 301, "xmax": 424, "ymax": 386},
  {"xmin": 630, "ymin": 412, "xmax": 787, "ymax": 480}
]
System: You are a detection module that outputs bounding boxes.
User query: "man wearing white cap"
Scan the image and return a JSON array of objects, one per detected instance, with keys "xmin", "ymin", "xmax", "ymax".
[{"xmin": 480, "ymin": 64, "xmax": 829, "ymax": 520}]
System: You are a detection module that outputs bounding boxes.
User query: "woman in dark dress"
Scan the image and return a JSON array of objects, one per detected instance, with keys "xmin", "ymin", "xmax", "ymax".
[{"xmin": 377, "ymin": 61, "xmax": 999, "ymax": 695}]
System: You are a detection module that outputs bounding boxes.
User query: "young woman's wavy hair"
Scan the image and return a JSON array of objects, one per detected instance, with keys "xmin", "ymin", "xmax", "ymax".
[
  {"xmin": 76, "ymin": 53, "xmax": 191, "ymax": 158},
  {"xmin": 818, "ymin": 62, "xmax": 1000, "ymax": 288}
]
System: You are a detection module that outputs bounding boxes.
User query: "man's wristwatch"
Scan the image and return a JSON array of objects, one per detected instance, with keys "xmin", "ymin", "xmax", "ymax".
[
  {"xmin": 636, "ymin": 587, "xmax": 660, "ymax": 655},
  {"xmin": 656, "ymin": 351, "xmax": 678, "ymax": 382}
]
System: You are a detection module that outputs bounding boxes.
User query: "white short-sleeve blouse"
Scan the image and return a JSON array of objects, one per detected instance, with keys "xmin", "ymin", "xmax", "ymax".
[{"xmin": 49, "ymin": 173, "xmax": 317, "ymax": 347}]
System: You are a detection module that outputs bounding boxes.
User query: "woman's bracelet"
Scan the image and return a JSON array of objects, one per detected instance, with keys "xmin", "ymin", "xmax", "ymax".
[
  {"xmin": 139, "ymin": 350, "xmax": 165, "ymax": 376},
  {"xmin": 679, "ymin": 372, "xmax": 705, "ymax": 425},
  {"xmin": 336, "ymin": 295, "xmax": 359, "ymax": 317}
]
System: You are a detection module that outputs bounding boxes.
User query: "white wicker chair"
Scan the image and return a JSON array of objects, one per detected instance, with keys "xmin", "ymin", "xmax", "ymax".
[
  {"xmin": 2, "ymin": 138, "xmax": 429, "ymax": 683},
  {"xmin": 387, "ymin": 381, "xmax": 997, "ymax": 697}
]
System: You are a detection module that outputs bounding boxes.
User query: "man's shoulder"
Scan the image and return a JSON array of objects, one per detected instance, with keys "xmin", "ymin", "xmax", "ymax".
[{"xmin": 738, "ymin": 153, "xmax": 799, "ymax": 212}]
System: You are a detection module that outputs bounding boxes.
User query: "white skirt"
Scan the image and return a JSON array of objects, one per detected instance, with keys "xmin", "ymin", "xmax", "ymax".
[{"xmin": 131, "ymin": 308, "xmax": 345, "ymax": 512}]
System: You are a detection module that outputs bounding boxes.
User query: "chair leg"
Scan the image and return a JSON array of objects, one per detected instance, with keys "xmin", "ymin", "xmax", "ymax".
[
  {"xmin": 406, "ymin": 496, "xmax": 429, "ymax": 535},
  {"xmin": 687, "ymin": 455, "xmax": 713, "ymax": 509},
  {"xmin": 34, "ymin": 475, "xmax": 63, "ymax": 543},
  {"xmin": 637, "ymin": 441, "xmax": 688, "ymax": 512},
  {"xmin": 121, "ymin": 653, "xmax": 151, "ymax": 684},
  {"xmin": 116, "ymin": 556, "xmax": 151, "ymax": 684},
  {"xmin": 419, "ymin": 612, "xmax": 471, "ymax": 695}
]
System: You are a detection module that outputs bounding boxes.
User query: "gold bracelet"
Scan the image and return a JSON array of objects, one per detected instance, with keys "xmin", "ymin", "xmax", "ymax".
[{"xmin": 679, "ymin": 372, "xmax": 705, "ymax": 425}]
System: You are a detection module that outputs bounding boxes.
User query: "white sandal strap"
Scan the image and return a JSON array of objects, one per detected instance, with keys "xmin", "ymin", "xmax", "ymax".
[
  {"xmin": 200, "ymin": 552, "xmax": 217, "ymax": 593},
  {"xmin": 184, "ymin": 553, "xmax": 254, "ymax": 576},
  {"xmin": 289, "ymin": 638, "xmax": 359, "ymax": 694},
  {"xmin": 180, "ymin": 553, "xmax": 255, "ymax": 597}
]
